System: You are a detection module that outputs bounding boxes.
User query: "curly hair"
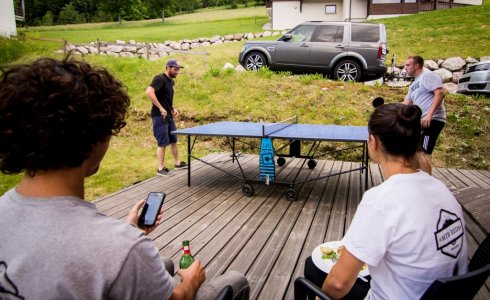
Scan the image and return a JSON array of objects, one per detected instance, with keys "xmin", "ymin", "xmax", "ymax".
[
  {"xmin": 0, "ymin": 57, "xmax": 130, "ymax": 175},
  {"xmin": 368, "ymin": 103, "xmax": 422, "ymax": 159}
]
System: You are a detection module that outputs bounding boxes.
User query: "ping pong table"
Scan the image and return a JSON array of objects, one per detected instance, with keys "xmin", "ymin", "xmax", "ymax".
[{"xmin": 172, "ymin": 116, "xmax": 369, "ymax": 201}]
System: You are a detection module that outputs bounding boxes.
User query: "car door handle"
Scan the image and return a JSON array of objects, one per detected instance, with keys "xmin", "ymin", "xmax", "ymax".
[
  {"xmin": 335, "ymin": 45, "xmax": 344, "ymax": 48},
  {"xmin": 300, "ymin": 43, "xmax": 309, "ymax": 47}
]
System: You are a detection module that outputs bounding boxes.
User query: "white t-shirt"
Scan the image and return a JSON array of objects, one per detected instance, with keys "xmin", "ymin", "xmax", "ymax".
[
  {"xmin": 405, "ymin": 70, "xmax": 446, "ymax": 123},
  {"xmin": 342, "ymin": 171, "xmax": 467, "ymax": 300}
]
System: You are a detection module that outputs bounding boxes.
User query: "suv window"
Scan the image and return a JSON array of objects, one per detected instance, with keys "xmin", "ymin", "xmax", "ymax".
[
  {"xmin": 351, "ymin": 24, "xmax": 380, "ymax": 43},
  {"xmin": 289, "ymin": 25, "xmax": 316, "ymax": 42},
  {"xmin": 315, "ymin": 25, "xmax": 344, "ymax": 43}
]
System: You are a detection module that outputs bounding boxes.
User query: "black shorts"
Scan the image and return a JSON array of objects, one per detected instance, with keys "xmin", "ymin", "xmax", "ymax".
[
  {"xmin": 152, "ymin": 116, "xmax": 177, "ymax": 147},
  {"xmin": 421, "ymin": 120, "xmax": 445, "ymax": 155}
]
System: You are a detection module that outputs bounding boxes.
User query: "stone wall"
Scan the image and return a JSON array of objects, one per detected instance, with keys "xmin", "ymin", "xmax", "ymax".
[{"xmin": 55, "ymin": 30, "xmax": 285, "ymax": 61}]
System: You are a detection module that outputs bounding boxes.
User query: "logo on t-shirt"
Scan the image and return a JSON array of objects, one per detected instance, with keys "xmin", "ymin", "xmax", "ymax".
[
  {"xmin": 434, "ymin": 209, "xmax": 464, "ymax": 258},
  {"xmin": 410, "ymin": 81, "xmax": 420, "ymax": 93},
  {"xmin": 0, "ymin": 261, "xmax": 24, "ymax": 299}
]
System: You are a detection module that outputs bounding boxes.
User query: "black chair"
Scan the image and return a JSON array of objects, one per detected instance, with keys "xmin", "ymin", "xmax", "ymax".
[
  {"xmin": 294, "ymin": 234, "xmax": 490, "ymax": 300},
  {"xmin": 215, "ymin": 285, "xmax": 233, "ymax": 300},
  {"xmin": 420, "ymin": 234, "xmax": 490, "ymax": 300}
]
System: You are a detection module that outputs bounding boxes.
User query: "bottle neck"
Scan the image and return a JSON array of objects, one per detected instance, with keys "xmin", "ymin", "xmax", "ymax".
[{"xmin": 182, "ymin": 244, "xmax": 191, "ymax": 255}]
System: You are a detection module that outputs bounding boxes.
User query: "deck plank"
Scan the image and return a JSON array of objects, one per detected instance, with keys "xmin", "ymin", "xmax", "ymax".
[{"xmin": 93, "ymin": 153, "xmax": 489, "ymax": 300}]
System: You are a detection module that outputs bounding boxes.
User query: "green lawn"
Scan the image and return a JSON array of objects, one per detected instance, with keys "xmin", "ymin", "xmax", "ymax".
[{"xmin": 1, "ymin": 5, "xmax": 489, "ymax": 200}]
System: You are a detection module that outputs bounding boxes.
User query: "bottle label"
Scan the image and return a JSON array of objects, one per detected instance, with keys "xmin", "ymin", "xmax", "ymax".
[{"xmin": 182, "ymin": 245, "xmax": 190, "ymax": 255}]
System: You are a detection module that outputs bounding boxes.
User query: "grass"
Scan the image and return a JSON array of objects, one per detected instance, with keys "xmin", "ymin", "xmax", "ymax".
[{"xmin": 1, "ymin": 5, "xmax": 489, "ymax": 200}]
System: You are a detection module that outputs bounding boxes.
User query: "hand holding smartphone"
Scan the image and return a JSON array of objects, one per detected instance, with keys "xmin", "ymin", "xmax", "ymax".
[{"xmin": 138, "ymin": 192, "xmax": 166, "ymax": 227}]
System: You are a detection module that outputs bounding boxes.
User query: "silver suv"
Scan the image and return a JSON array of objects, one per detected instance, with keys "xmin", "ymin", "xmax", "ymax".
[
  {"xmin": 238, "ymin": 21, "xmax": 388, "ymax": 81},
  {"xmin": 457, "ymin": 59, "xmax": 490, "ymax": 95}
]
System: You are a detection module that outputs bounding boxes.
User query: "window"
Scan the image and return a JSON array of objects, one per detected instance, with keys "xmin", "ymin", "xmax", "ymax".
[
  {"xmin": 351, "ymin": 24, "xmax": 380, "ymax": 42},
  {"xmin": 289, "ymin": 25, "xmax": 316, "ymax": 42},
  {"xmin": 316, "ymin": 25, "xmax": 344, "ymax": 43},
  {"xmin": 372, "ymin": 0, "xmax": 401, "ymax": 3},
  {"xmin": 325, "ymin": 5, "xmax": 337, "ymax": 14}
]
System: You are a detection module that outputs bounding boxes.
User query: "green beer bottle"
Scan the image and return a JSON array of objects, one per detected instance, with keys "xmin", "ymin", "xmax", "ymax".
[{"xmin": 179, "ymin": 240, "xmax": 195, "ymax": 269}]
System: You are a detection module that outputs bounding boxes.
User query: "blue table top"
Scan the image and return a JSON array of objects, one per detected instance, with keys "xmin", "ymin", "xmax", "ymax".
[{"xmin": 172, "ymin": 121, "xmax": 368, "ymax": 142}]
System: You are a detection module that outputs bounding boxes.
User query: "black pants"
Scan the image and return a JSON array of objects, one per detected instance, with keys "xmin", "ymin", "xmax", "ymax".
[
  {"xmin": 421, "ymin": 120, "xmax": 445, "ymax": 155},
  {"xmin": 304, "ymin": 256, "xmax": 370, "ymax": 300}
]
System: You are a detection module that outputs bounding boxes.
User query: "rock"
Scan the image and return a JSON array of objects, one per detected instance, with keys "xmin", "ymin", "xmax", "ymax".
[
  {"xmin": 123, "ymin": 46, "xmax": 137, "ymax": 52},
  {"xmin": 223, "ymin": 35, "xmax": 234, "ymax": 41},
  {"xmin": 120, "ymin": 52, "xmax": 135, "ymax": 58},
  {"xmin": 76, "ymin": 46, "xmax": 89, "ymax": 54},
  {"xmin": 433, "ymin": 68, "xmax": 453, "ymax": 82},
  {"xmin": 235, "ymin": 65, "xmax": 246, "ymax": 72},
  {"xmin": 210, "ymin": 35, "xmax": 221, "ymax": 43},
  {"xmin": 424, "ymin": 60, "xmax": 439, "ymax": 70},
  {"xmin": 223, "ymin": 62, "xmax": 235, "ymax": 70},
  {"xmin": 158, "ymin": 52, "xmax": 168, "ymax": 57},
  {"xmin": 88, "ymin": 46, "xmax": 98, "ymax": 54},
  {"xmin": 137, "ymin": 47, "xmax": 148, "ymax": 54},
  {"xmin": 199, "ymin": 37, "xmax": 210, "ymax": 42},
  {"xmin": 54, "ymin": 49, "xmax": 64, "ymax": 54},
  {"xmin": 437, "ymin": 59, "xmax": 444, "ymax": 66},
  {"xmin": 116, "ymin": 40, "xmax": 125, "ymax": 44},
  {"xmin": 169, "ymin": 42, "xmax": 181, "ymax": 50},
  {"xmin": 129, "ymin": 40, "xmax": 136, "ymax": 44},
  {"xmin": 190, "ymin": 42, "xmax": 200, "ymax": 49},
  {"xmin": 108, "ymin": 45, "xmax": 124, "ymax": 53},
  {"xmin": 254, "ymin": 33, "xmax": 262, "ymax": 38},
  {"xmin": 441, "ymin": 57, "xmax": 466, "ymax": 71},
  {"xmin": 202, "ymin": 41, "xmax": 211, "ymax": 47},
  {"xmin": 480, "ymin": 56, "xmax": 490, "ymax": 62},
  {"xmin": 443, "ymin": 82, "xmax": 458, "ymax": 94},
  {"xmin": 452, "ymin": 71, "xmax": 463, "ymax": 84},
  {"xmin": 181, "ymin": 43, "xmax": 190, "ymax": 50},
  {"xmin": 164, "ymin": 40, "xmax": 172, "ymax": 46},
  {"xmin": 245, "ymin": 33, "xmax": 255, "ymax": 39},
  {"xmin": 233, "ymin": 33, "xmax": 244, "ymax": 40},
  {"xmin": 262, "ymin": 31, "xmax": 272, "ymax": 37},
  {"xmin": 272, "ymin": 31, "xmax": 281, "ymax": 36},
  {"xmin": 106, "ymin": 51, "xmax": 118, "ymax": 57},
  {"xmin": 466, "ymin": 57, "xmax": 479, "ymax": 64}
]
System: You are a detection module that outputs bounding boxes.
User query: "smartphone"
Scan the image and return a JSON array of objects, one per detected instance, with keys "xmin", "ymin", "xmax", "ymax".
[{"xmin": 138, "ymin": 192, "xmax": 166, "ymax": 227}]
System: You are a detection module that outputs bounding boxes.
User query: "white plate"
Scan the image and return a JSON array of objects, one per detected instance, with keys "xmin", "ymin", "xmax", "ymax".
[{"xmin": 312, "ymin": 241, "xmax": 369, "ymax": 277}]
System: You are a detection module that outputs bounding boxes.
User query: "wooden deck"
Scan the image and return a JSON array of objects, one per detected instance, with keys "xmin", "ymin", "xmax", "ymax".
[{"xmin": 94, "ymin": 153, "xmax": 489, "ymax": 300}]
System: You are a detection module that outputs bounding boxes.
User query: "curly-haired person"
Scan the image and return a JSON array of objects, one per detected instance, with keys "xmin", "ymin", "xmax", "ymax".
[{"xmin": 0, "ymin": 57, "xmax": 249, "ymax": 300}]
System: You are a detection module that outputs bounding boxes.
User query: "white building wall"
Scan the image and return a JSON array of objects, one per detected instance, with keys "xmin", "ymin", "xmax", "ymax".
[
  {"xmin": 272, "ymin": 1, "xmax": 345, "ymax": 30},
  {"xmin": 453, "ymin": 0, "xmax": 482, "ymax": 4},
  {"xmin": 0, "ymin": 0, "xmax": 17, "ymax": 36}
]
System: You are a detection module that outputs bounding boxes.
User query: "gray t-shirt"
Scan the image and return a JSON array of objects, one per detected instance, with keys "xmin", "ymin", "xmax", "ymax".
[
  {"xmin": 0, "ymin": 188, "xmax": 174, "ymax": 300},
  {"xmin": 405, "ymin": 70, "xmax": 446, "ymax": 123}
]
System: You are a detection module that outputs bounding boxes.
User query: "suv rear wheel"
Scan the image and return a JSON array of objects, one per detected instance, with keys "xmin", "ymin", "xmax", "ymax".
[
  {"xmin": 334, "ymin": 60, "xmax": 362, "ymax": 81},
  {"xmin": 245, "ymin": 52, "xmax": 267, "ymax": 71}
]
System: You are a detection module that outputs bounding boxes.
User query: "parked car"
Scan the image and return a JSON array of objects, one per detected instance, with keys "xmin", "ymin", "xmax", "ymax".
[
  {"xmin": 457, "ymin": 59, "xmax": 490, "ymax": 95},
  {"xmin": 238, "ymin": 21, "xmax": 388, "ymax": 82}
]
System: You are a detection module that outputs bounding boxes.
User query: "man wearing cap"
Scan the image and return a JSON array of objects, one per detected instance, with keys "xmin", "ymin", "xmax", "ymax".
[{"xmin": 146, "ymin": 59, "xmax": 187, "ymax": 176}]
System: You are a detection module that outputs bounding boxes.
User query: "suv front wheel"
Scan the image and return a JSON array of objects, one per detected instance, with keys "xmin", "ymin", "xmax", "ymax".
[
  {"xmin": 245, "ymin": 52, "xmax": 267, "ymax": 71},
  {"xmin": 334, "ymin": 60, "xmax": 362, "ymax": 82}
]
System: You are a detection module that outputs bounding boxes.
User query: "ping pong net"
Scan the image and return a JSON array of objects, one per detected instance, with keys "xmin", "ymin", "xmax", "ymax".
[{"xmin": 262, "ymin": 115, "xmax": 298, "ymax": 137}]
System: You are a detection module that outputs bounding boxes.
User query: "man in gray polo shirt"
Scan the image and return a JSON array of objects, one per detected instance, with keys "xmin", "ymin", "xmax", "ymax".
[{"xmin": 403, "ymin": 55, "xmax": 446, "ymax": 154}]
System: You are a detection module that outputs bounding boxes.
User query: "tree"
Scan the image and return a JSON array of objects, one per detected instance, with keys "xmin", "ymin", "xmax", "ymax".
[
  {"xmin": 41, "ymin": 11, "xmax": 54, "ymax": 25},
  {"xmin": 100, "ymin": 0, "xmax": 134, "ymax": 24},
  {"xmin": 58, "ymin": 2, "xmax": 85, "ymax": 24}
]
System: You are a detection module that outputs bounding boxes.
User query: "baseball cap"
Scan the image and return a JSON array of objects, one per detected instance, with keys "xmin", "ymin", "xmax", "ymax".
[{"xmin": 166, "ymin": 59, "xmax": 184, "ymax": 68}]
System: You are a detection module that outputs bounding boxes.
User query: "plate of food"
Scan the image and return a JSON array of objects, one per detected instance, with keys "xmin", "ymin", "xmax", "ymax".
[{"xmin": 312, "ymin": 241, "xmax": 369, "ymax": 277}]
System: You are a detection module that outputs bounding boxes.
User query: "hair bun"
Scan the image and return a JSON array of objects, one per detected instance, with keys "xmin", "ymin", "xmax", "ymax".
[{"xmin": 398, "ymin": 105, "xmax": 422, "ymax": 126}]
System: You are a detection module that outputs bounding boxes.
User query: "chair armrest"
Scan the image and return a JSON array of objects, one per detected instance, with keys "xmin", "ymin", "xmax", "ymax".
[{"xmin": 294, "ymin": 277, "xmax": 332, "ymax": 300}]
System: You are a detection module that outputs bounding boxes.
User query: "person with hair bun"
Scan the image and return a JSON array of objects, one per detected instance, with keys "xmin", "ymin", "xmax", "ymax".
[{"xmin": 303, "ymin": 103, "xmax": 467, "ymax": 300}]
